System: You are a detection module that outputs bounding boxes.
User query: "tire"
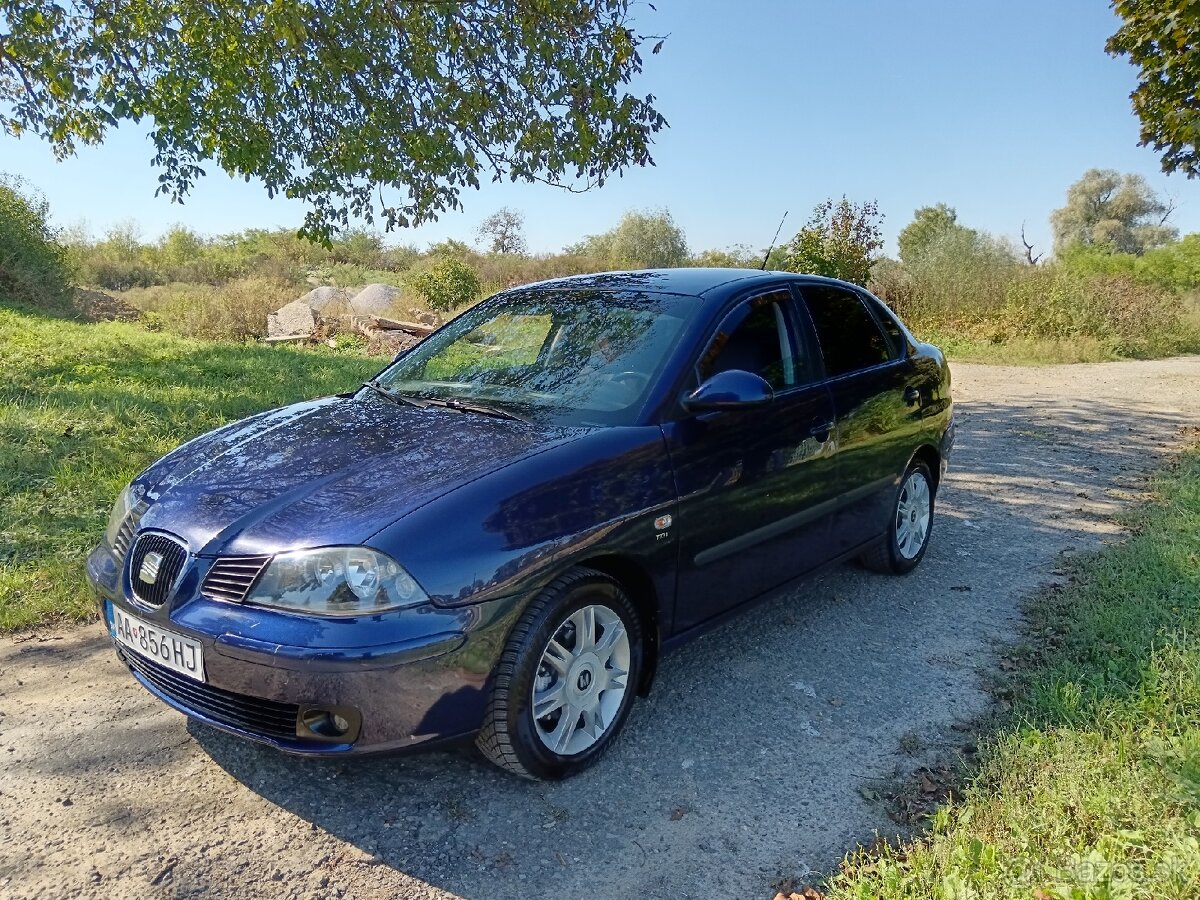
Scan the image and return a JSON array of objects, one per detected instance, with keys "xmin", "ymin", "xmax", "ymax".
[
  {"xmin": 475, "ymin": 567, "xmax": 643, "ymax": 780},
  {"xmin": 860, "ymin": 459, "xmax": 936, "ymax": 575}
]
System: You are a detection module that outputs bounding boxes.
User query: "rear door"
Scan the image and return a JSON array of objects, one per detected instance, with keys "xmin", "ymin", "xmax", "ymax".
[
  {"xmin": 662, "ymin": 287, "xmax": 839, "ymax": 633},
  {"xmin": 795, "ymin": 283, "xmax": 924, "ymax": 554}
]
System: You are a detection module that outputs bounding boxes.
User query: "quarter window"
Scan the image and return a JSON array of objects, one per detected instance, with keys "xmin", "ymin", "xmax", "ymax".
[
  {"xmin": 802, "ymin": 285, "xmax": 893, "ymax": 377},
  {"xmin": 862, "ymin": 293, "xmax": 908, "ymax": 357}
]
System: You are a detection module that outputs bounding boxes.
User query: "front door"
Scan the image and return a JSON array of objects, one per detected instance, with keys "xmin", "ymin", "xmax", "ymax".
[{"xmin": 662, "ymin": 288, "xmax": 839, "ymax": 634}]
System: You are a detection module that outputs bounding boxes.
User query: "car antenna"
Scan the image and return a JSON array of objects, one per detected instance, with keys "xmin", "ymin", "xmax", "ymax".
[{"xmin": 760, "ymin": 211, "xmax": 788, "ymax": 270}]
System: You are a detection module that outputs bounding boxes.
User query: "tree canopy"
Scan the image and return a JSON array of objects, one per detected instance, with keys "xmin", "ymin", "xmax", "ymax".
[
  {"xmin": 1049, "ymin": 168, "xmax": 1177, "ymax": 255},
  {"xmin": 897, "ymin": 204, "xmax": 960, "ymax": 265},
  {"xmin": 1108, "ymin": 2, "xmax": 1200, "ymax": 178},
  {"xmin": 778, "ymin": 198, "xmax": 883, "ymax": 286},
  {"xmin": 0, "ymin": 1, "xmax": 667, "ymax": 242}
]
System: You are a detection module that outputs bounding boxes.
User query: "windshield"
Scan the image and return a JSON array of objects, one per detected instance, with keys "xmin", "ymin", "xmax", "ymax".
[{"xmin": 372, "ymin": 287, "xmax": 695, "ymax": 426}]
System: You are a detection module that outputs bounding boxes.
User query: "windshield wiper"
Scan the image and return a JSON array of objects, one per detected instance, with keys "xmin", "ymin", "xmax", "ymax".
[
  {"xmin": 362, "ymin": 381, "xmax": 427, "ymax": 409},
  {"xmin": 423, "ymin": 395, "xmax": 531, "ymax": 424}
]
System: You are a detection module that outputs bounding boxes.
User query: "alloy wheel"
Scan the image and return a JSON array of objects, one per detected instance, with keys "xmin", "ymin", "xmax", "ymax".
[
  {"xmin": 531, "ymin": 604, "xmax": 631, "ymax": 756},
  {"xmin": 895, "ymin": 470, "xmax": 932, "ymax": 560}
]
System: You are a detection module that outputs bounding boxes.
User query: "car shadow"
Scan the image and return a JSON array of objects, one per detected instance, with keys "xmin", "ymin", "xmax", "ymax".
[{"xmin": 186, "ymin": 393, "xmax": 1193, "ymax": 899}]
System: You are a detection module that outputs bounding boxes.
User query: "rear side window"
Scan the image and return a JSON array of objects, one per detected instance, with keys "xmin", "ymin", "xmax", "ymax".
[{"xmin": 801, "ymin": 285, "xmax": 893, "ymax": 377}]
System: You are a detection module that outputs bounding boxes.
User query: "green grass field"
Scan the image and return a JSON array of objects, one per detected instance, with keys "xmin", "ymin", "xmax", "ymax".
[
  {"xmin": 0, "ymin": 303, "xmax": 379, "ymax": 631},
  {"xmin": 823, "ymin": 448, "xmax": 1200, "ymax": 899}
]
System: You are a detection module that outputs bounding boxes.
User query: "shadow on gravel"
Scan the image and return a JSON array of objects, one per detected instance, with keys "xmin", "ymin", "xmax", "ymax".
[{"xmin": 179, "ymin": 396, "xmax": 1191, "ymax": 900}]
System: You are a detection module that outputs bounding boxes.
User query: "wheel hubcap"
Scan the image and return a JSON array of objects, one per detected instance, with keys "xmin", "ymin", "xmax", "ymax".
[
  {"xmin": 896, "ymin": 471, "xmax": 932, "ymax": 560},
  {"xmin": 532, "ymin": 604, "xmax": 631, "ymax": 756}
]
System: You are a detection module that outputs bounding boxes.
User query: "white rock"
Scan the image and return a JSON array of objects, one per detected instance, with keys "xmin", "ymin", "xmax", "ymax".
[
  {"xmin": 296, "ymin": 286, "xmax": 347, "ymax": 311},
  {"xmin": 349, "ymin": 283, "xmax": 402, "ymax": 315},
  {"xmin": 266, "ymin": 299, "xmax": 317, "ymax": 338}
]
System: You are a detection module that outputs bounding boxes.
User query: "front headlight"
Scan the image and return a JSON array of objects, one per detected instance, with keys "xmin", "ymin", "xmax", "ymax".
[
  {"xmin": 245, "ymin": 547, "xmax": 428, "ymax": 616},
  {"xmin": 104, "ymin": 483, "xmax": 138, "ymax": 547}
]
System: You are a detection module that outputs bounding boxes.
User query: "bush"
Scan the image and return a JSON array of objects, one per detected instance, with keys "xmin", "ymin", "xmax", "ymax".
[
  {"xmin": 404, "ymin": 256, "xmax": 481, "ymax": 312},
  {"xmin": 119, "ymin": 278, "xmax": 299, "ymax": 341},
  {"xmin": 0, "ymin": 175, "xmax": 73, "ymax": 309},
  {"xmin": 1002, "ymin": 269, "xmax": 1183, "ymax": 355}
]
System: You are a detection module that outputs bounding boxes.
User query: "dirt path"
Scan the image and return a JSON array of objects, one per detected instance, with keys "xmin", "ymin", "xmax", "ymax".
[{"xmin": 2, "ymin": 357, "xmax": 1197, "ymax": 900}]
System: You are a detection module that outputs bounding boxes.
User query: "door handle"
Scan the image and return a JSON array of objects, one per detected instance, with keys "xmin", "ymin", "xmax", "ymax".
[
  {"xmin": 903, "ymin": 386, "xmax": 921, "ymax": 406},
  {"xmin": 809, "ymin": 419, "xmax": 834, "ymax": 441}
]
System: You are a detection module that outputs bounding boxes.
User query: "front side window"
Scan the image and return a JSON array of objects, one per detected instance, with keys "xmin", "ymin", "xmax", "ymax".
[
  {"xmin": 802, "ymin": 285, "xmax": 893, "ymax": 377},
  {"xmin": 698, "ymin": 290, "xmax": 798, "ymax": 390},
  {"xmin": 375, "ymin": 288, "xmax": 694, "ymax": 426}
]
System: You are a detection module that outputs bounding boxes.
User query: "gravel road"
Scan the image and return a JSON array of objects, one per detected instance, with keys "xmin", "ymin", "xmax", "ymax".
[{"xmin": 2, "ymin": 358, "xmax": 1197, "ymax": 900}]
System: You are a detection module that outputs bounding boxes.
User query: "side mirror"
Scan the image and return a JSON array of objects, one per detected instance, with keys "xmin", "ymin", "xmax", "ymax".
[{"xmin": 682, "ymin": 369, "xmax": 774, "ymax": 412}]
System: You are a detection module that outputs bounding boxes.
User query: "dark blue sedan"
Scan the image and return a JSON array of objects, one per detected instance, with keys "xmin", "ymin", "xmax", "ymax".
[{"xmin": 87, "ymin": 269, "xmax": 954, "ymax": 779}]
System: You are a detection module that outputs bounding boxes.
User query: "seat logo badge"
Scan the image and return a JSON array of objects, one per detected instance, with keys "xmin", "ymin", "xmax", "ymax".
[{"xmin": 139, "ymin": 551, "xmax": 164, "ymax": 585}]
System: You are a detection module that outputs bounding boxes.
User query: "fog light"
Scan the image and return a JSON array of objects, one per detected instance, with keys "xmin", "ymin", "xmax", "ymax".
[{"xmin": 301, "ymin": 708, "xmax": 352, "ymax": 738}]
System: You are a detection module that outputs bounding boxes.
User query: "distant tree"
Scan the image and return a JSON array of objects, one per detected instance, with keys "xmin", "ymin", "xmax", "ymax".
[
  {"xmin": 1050, "ymin": 169, "xmax": 1177, "ymax": 255},
  {"xmin": 425, "ymin": 238, "xmax": 476, "ymax": 261},
  {"xmin": 1019, "ymin": 223, "xmax": 1043, "ymax": 266},
  {"xmin": 330, "ymin": 228, "xmax": 386, "ymax": 268},
  {"xmin": 405, "ymin": 256, "xmax": 481, "ymax": 312},
  {"xmin": 477, "ymin": 208, "xmax": 528, "ymax": 255},
  {"xmin": 1108, "ymin": 3, "xmax": 1200, "ymax": 178},
  {"xmin": 897, "ymin": 204, "xmax": 960, "ymax": 265},
  {"xmin": 778, "ymin": 198, "xmax": 883, "ymax": 286},
  {"xmin": 569, "ymin": 208, "xmax": 689, "ymax": 268},
  {"xmin": 381, "ymin": 244, "xmax": 422, "ymax": 272},
  {"xmin": 0, "ymin": 1, "xmax": 667, "ymax": 243},
  {"xmin": 158, "ymin": 225, "xmax": 206, "ymax": 269},
  {"xmin": 691, "ymin": 245, "xmax": 759, "ymax": 268}
]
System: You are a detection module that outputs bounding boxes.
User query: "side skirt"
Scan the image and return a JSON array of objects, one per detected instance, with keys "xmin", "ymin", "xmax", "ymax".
[{"xmin": 659, "ymin": 532, "xmax": 887, "ymax": 656}]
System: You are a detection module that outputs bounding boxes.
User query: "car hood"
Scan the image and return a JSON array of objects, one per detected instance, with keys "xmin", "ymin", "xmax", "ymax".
[{"xmin": 135, "ymin": 393, "xmax": 584, "ymax": 555}]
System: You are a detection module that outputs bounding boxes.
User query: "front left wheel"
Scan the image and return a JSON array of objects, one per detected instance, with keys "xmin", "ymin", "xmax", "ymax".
[{"xmin": 475, "ymin": 568, "xmax": 643, "ymax": 780}]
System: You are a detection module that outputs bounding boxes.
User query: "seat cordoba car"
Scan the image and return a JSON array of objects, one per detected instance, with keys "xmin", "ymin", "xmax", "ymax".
[{"xmin": 87, "ymin": 269, "xmax": 954, "ymax": 780}]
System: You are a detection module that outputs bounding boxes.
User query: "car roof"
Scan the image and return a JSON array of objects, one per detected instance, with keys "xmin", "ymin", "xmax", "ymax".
[{"xmin": 504, "ymin": 268, "xmax": 865, "ymax": 301}]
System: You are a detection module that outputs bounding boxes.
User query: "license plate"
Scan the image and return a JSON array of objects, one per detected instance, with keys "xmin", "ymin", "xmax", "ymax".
[{"xmin": 109, "ymin": 603, "xmax": 206, "ymax": 683}]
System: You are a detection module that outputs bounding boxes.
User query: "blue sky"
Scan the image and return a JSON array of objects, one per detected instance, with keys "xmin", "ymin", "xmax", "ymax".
[{"xmin": 2, "ymin": 0, "xmax": 1192, "ymax": 258}]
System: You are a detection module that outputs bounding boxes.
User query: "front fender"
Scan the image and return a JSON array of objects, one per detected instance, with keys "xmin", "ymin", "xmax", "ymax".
[{"xmin": 370, "ymin": 426, "xmax": 678, "ymax": 624}]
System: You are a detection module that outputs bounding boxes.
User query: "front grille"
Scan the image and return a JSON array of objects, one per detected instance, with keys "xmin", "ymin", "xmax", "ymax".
[
  {"xmin": 201, "ymin": 556, "xmax": 272, "ymax": 602},
  {"xmin": 112, "ymin": 499, "xmax": 149, "ymax": 560},
  {"xmin": 129, "ymin": 533, "xmax": 188, "ymax": 607},
  {"xmin": 121, "ymin": 649, "xmax": 300, "ymax": 740}
]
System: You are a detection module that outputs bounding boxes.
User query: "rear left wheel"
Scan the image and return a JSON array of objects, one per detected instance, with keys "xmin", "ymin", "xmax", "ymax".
[
  {"xmin": 476, "ymin": 568, "xmax": 643, "ymax": 780},
  {"xmin": 860, "ymin": 460, "xmax": 935, "ymax": 575}
]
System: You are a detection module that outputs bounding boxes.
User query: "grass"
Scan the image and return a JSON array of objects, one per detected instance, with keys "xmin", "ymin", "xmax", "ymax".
[
  {"xmin": 821, "ymin": 446, "xmax": 1200, "ymax": 899},
  {"xmin": 0, "ymin": 301, "xmax": 379, "ymax": 632},
  {"xmin": 919, "ymin": 330, "xmax": 1124, "ymax": 365}
]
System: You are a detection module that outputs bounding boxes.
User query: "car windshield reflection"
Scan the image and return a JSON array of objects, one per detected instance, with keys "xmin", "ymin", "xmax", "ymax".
[{"xmin": 374, "ymin": 288, "xmax": 694, "ymax": 426}]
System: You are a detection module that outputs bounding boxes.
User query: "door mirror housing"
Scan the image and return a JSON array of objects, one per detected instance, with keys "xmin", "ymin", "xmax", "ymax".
[{"xmin": 683, "ymin": 370, "xmax": 775, "ymax": 412}]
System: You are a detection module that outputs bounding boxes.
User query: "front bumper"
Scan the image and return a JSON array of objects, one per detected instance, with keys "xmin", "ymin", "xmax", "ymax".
[{"xmin": 88, "ymin": 544, "xmax": 518, "ymax": 756}]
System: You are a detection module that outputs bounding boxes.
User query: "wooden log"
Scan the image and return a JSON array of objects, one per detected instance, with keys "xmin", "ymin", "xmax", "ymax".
[{"xmin": 372, "ymin": 316, "xmax": 437, "ymax": 336}]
